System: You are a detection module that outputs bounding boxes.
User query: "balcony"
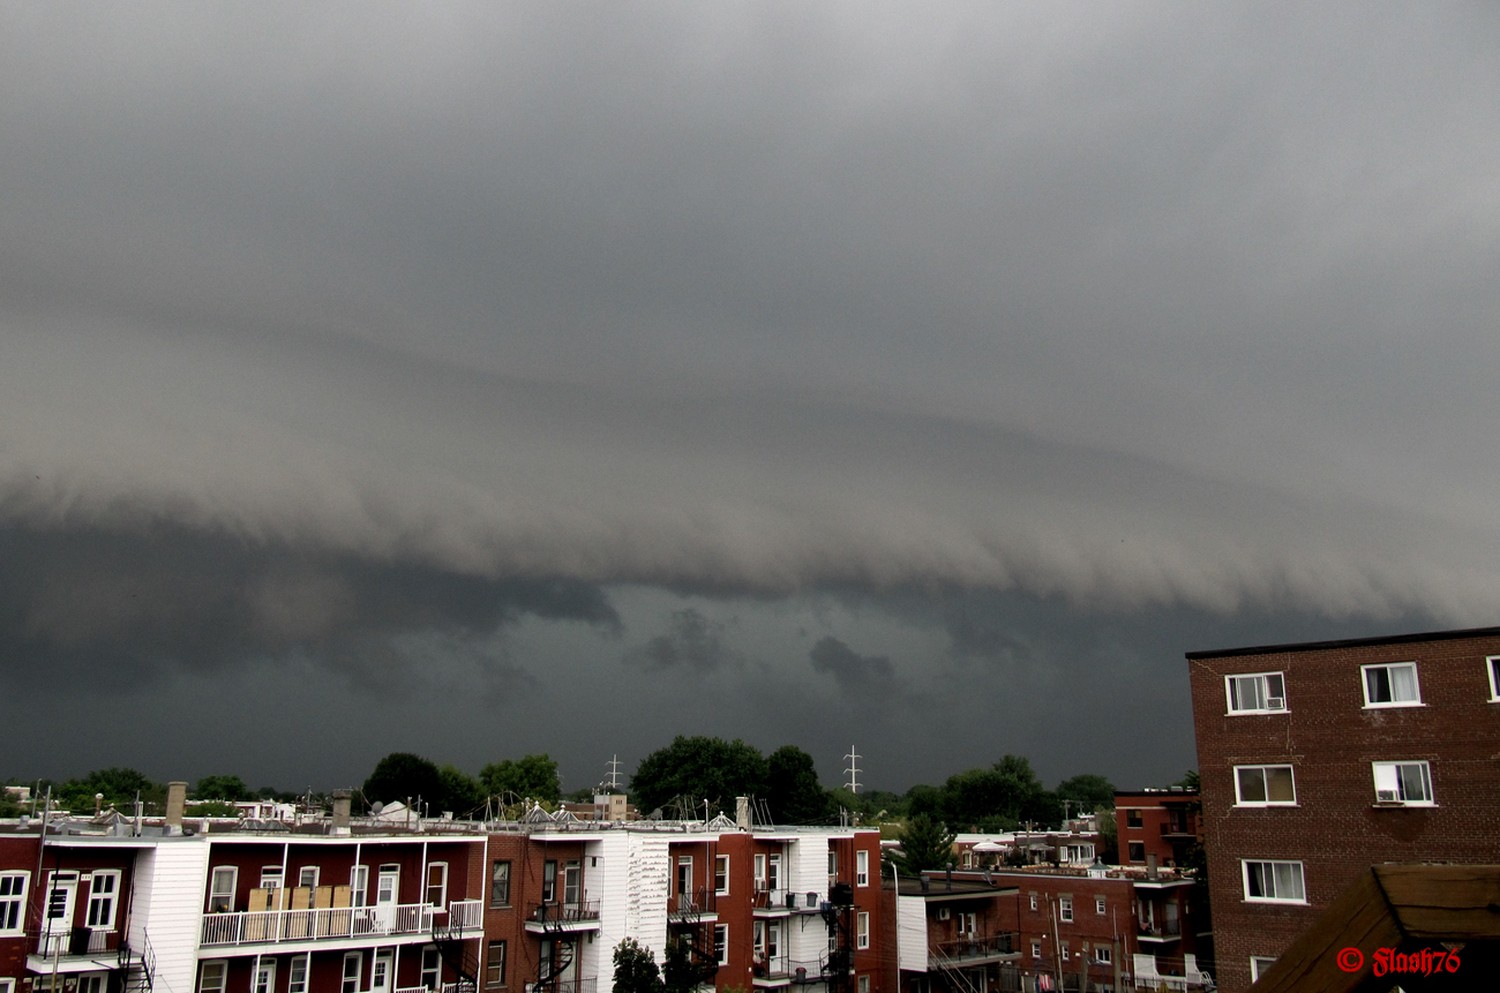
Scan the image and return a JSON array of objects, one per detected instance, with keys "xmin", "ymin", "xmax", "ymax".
[
  {"xmin": 201, "ymin": 902, "xmax": 439, "ymax": 948},
  {"xmin": 25, "ymin": 928, "xmax": 133, "ymax": 973},
  {"xmin": 525, "ymin": 979, "xmax": 597, "ymax": 993},
  {"xmin": 524, "ymin": 900, "xmax": 602, "ymax": 933},
  {"xmin": 669, "ymin": 890, "xmax": 717, "ymax": 922},
  {"xmin": 1137, "ymin": 917, "xmax": 1182, "ymax": 943},
  {"xmin": 928, "ymin": 933, "xmax": 1020, "ymax": 969}
]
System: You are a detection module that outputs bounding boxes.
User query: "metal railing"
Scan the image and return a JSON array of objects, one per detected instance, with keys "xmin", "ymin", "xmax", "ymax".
[
  {"xmin": 201, "ymin": 902, "xmax": 437, "ymax": 946},
  {"xmin": 668, "ymin": 889, "xmax": 714, "ymax": 917},
  {"xmin": 752, "ymin": 954, "xmax": 791, "ymax": 979},
  {"xmin": 528, "ymin": 899, "xmax": 601, "ymax": 924},
  {"xmin": 30, "ymin": 927, "xmax": 118, "ymax": 957},
  {"xmin": 930, "ymin": 933, "xmax": 1018, "ymax": 964},
  {"xmin": 445, "ymin": 900, "xmax": 484, "ymax": 931},
  {"xmin": 1139, "ymin": 917, "xmax": 1181, "ymax": 937}
]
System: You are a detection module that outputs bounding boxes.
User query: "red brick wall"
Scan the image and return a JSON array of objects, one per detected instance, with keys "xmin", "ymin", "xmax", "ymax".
[{"xmin": 1189, "ymin": 629, "xmax": 1500, "ymax": 993}]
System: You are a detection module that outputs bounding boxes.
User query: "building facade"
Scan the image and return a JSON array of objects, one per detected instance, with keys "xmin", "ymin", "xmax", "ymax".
[
  {"xmin": 1109, "ymin": 793, "xmax": 1198, "ymax": 872},
  {"xmin": 1, "ymin": 792, "xmax": 891, "ymax": 993},
  {"xmin": 1187, "ymin": 625, "xmax": 1500, "ymax": 993}
]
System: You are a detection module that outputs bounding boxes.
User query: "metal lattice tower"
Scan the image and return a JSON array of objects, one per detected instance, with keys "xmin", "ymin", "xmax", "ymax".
[
  {"xmin": 843, "ymin": 746, "xmax": 862, "ymax": 794},
  {"xmin": 605, "ymin": 754, "xmax": 623, "ymax": 791}
]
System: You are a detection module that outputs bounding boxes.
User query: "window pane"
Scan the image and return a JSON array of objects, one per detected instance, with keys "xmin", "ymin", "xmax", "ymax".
[
  {"xmin": 1265, "ymin": 767, "xmax": 1294, "ymax": 802},
  {"xmin": 1237, "ymin": 768, "xmax": 1267, "ymax": 803},
  {"xmin": 1390, "ymin": 665, "xmax": 1418, "ymax": 701}
]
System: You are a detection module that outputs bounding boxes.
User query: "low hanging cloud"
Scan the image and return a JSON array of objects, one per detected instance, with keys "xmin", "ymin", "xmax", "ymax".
[
  {"xmin": 808, "ymin": 636, "xmax": 897, "ymax": 693},
  {"xmin": 625, "ymin": 608, "xmax": 743, "ymax": 672}
]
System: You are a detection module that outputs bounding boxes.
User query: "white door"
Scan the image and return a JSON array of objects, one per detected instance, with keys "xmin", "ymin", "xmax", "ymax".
[
  {"xmin": 374, "ymin": 868, "xmax": 400, "ymax": 931},
  {"xmin": 371, "ymin": 952, "xmax": 393, "ymax": 993},
  {"xmin": 42, "ymin": 873, "xmax": 78, "ymax": 955}
]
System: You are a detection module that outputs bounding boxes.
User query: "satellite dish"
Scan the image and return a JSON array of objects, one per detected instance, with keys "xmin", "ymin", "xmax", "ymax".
[{"xmin": 371, "ymin": 801, "xmax": 384, "ymax": 814}]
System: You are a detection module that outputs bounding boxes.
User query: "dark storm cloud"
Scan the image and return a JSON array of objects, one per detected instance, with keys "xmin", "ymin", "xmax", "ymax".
[
  {"xmin": 0, "ymin": 521, "xmax": 617, "ymax": 693},
  {"xmin": 808, "ymin": 636, "xmax": 896, "ymax": 693},
  {"xmin": 2, "ymin": 3, "xmax": 1499, "ymax": 789},
  {"xmin": 625, "ymin": 608, "xmax": 742, "ymax": 672}
]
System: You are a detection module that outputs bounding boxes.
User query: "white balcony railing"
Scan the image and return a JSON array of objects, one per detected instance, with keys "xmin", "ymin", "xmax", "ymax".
[{"xmin": 201, "ymin": 903, "xmax": 436, "ymax": 947}]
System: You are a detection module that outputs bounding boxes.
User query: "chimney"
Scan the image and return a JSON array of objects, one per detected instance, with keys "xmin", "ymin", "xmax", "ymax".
[
  {"xmin": 165, "ymin": 781, "xmax": 188, "ymax": 833},
  {"xmin": 735, "ymin": 796, "xmax": 751, "ymax": 831},
  {"xmin": 332, "ymin": 790, "xmax": 352, "ymax": 836}
]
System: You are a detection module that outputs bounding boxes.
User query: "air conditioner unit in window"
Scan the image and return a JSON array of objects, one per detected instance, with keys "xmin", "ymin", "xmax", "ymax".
[
  {"xmin": 1376, "ymin": 789, "xmax": 1401, "ymax": 803},
  {"xmin": 937, "ymin": 908, "xmax": 950, "ymax": 920},
  {"xmin": 1265, "ymin": 696, "xmax": 1285, "ymax": 710}
]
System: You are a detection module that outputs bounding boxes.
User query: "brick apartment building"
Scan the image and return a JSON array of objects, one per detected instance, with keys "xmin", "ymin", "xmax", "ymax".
[
  {"xmin": 1, "ymin": 788, "xmax": 890, "ymax": 993},
  {"xmin": 895, "ymin": 865, "xmax": 1210, "ymax": 993},
  {"xmin": 1187, "ymin": 624, "xmax": 1500, "ymax": 992},
  {"xmin": 1109, "ymin": 792, "xmax": 1199, "ymax": 871}
]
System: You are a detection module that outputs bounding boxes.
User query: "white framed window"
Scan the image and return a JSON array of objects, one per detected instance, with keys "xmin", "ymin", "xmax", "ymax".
[
  {"xmin": 485, "ymin": 942, "xmax": 506, "ymax": 987},
  {"xmin": 421, "ymin": 946, "xmax": 441, "ymax": 991},
  {"xmin": 253, "ymin": 959, "xmax": 276, "ymax": 993},
  {"xmin": 1242, "ymin": 860, "xmax": 1306, "ymax": 903},
  {"xmin": 1028, "ymin": 893, "xmax": 1037, "ymax": 912},
  {"xmin": 714, "ymin": 924, "xmax": 729, "ymax": 965},
  {"xmin": 0, "ymin": 872, "xmax": 29, "ymax": 933},
  {"xmin": 200, "ymin": 962, "xmax": 228, "ymax": 993},
  {"xmin": 209, "ymin": 866, "xmax": 237, "ymax": 913},
  {"xmin": 857, "ymin": 911, "xmax": 870, "ymax": 949},
  {"xmin": 1488, "ymin": 656, "xmax": 1500, "ymax": 701},
  {"xmin": 768, "ymin": 854, "xmax": 781, "ymax": 892},
  {"xmin": 342, "ymin": 952, "xmax": 362, "ymax": 993},
  {"xmin": 1249, "ymin": 956, "xmax": 1277, "ymax": 982},
  {"xmin": 86, "ymin": 870, "xmax": 121, "ymax": 929},
  {"xmin": 1095, "ymin": 895, "xmax": 1106, "ymax": 916},
  {"xmin": 1058, "ymin": 895, "xmax": 1073, "ymax": 922},
  {"xmin": 856, "ymin": 850, "xmax": 869, "ymax": 887},
  {"xmin": 754, "ymin": 853, "xmax": 768, "ymax": 891},
  {"xmin": 1373, "ymin": 761, "xmax": 1434, "ymax": 805},
  {"xmin": 543, "ymin": 860, "xmax": 557, "ymax": 903},
  {"xmin": 260, "ymin": 866, "xmax": 284, "ymax": 890},
  {"xmin": 1362, "ymin": 662, "xmax": 1421, "ymax": 708},
  {"xmin": 715, "ymin": 855, "xmax": 730, "ymax": 896},
  {"xmin": 78, "ymin": 975, "xmax": 105, "ymax": 993},
  {"xmin": 1234, "ymin": 765, "xmax": 1297, "ymax": 806},
  {"xmin": 1031, "ymin": 940, "xmax": 1042, "ymax": 959},
  {"xmin": 1094, "ymin": 945, "xmax": 1112, "ymax": 965},
  {"xmin": 490, "ymin": 861, "xmax": 511, "ymax": 907},
  {"xmin": 858, "ymin": 976, "xmax": 870, "ymax": 993},
  {"xmin": 827, "ymin": 849, "xmax": 837, "ymax": 882},
  {"xmin": 1, "ymin": 977, "xmax": 15, "ymax": 993},
  {"xmin": 299, "ymin": 866, "xmax": 320, "ymax": 889},
  {"xmin": 350, "ymin": 865, "xmax": 369, "ymax": 907},
  {"xmin": 289, "ymin": 954, "xmax": 311, "ymax": 993},
  {"xmin": 1226, "ymin": 672, "xmax": 1287, "ymax": 714},
  {"xmin": 427, "ymin": 862, "xmax": 449, "ymax": 907},
  {"xmin": 1061, "ymin": 942, "xmax": 1069, "ymax": 961}
]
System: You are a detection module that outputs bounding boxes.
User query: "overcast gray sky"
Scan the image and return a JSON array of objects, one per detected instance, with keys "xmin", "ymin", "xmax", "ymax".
[{"xmin": 3, "ymin": 3, "xmax": 1497, "ymax": 799}]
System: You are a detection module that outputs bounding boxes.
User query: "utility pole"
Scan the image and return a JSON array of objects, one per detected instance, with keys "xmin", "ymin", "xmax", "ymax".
[
  {"xmin": 605, "ymin": 754, "xmax": 622, "ymax": 792},
  {"xmin": 842, "ymin": 746, "xmax": 862, "ymax": 794}
]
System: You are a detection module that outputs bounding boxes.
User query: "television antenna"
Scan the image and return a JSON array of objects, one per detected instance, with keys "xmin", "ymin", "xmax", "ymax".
[{"xmin": 843, "ymin": 746, "xmax": 862, "ymax": 794}]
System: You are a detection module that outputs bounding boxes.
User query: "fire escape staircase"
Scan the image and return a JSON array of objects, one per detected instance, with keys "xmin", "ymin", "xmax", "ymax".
[
  {"xmin": 531, "ymin": 906, "xmax": 576, "ymax": 993},
  {"xmin": 115, "ymin": 934, "xmax": 156, "ymax": 993},
  {"xmin": 432, "ymin": 911, "xmax": 480, "ymax": 993},
  {"xmin": 929, "ymin": 947, "xmax": 983, "ymax": 993},
  {"xmin": 667, "ymin": 890, "xmax": 719, "ymax": 989}
]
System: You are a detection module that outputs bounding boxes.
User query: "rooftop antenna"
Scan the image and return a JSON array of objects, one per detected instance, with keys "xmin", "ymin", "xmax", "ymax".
[
  {"xmin": 843, "ymin": 746, "xmax": 862, "ymax": 794},
  {"xmin": 605, "ymin": 754, "xmax": 623, "ymax": 792}
]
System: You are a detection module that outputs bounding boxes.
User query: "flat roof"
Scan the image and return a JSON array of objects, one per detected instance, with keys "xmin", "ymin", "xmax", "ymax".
[{"xmin": 1185, "ymin": 624, "xmax": 1500, "ymax": 661}]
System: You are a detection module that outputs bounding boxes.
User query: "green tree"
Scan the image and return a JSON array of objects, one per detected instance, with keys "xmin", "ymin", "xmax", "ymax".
[
  {"xmin": 362, "ymin": 753, "xmax": 443, "ymax": 809},
  {"xmin": 438, "ymin": 765, "xmax": 484, "ymax": 816},
  {"xmin": 612, "ymin": 938, "xmax": 664, "ymax": 993},
  {"xmin": 766, "ymin": 745, "xmax": 832, "ymax": 824},
  {"xmin": 479, "ymin": 755, "xmax": 561, "ymax": 803},
  {"xmin": 892, "ymin": 814, "xmax": 956, "ymax": 875},
  {"xmin": 630, "ymin": 737, "xmax": 769, "ymax": 814},
  {"xmin": 1175, "ymin": 770, "xmax": 1201, "ymax": 791},
  {"xmin": 194, "ymin": 775, "xmax": 252, "ymax": 801},
  {"xmin": 1055, "ymin": 774, "xmax": 1115, "ymax": 813},
  {"xmin": 60, "ymin": 768, "xmax": 162, "ymax": 812},
  {"xmin": 663, "ymin": 935, "xmax": 716, "ymax": 993},
  {"xmin": 186, "ymin": 800, "xmax": 241, "ymax": 817}
]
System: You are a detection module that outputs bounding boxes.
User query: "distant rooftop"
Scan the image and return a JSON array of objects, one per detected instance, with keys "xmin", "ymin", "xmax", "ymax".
[{"xmin": 1185, "ymin": 623, "xmax": 1500, "ymax": 660}]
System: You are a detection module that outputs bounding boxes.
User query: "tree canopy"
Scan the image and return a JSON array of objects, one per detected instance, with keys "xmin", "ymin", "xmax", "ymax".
[
  {"xmin": 766, "ymin": 745, "xmax": 832, "ymax": 824},
  {"xmin": 631, "ymin": 736, "xmax": 769, "ymax": 814},
  {"xmin": 362, "ymin": 753, "xmax": 444, "ymax": 810},
  {"xmin": 1055, "ymin": 773, "xmax": 1115, "ymax": 813},
  {"xmin": 611, "ymin": 938, "xmax": 663, "ymax": 993},
  {"xmin": 892, "ymin": 814, "xmax": 956, "ymax": 875},
  {"xmin": 479, "ymin": 754, "xmax": 561, "ymax": 803},
  {"xmin": 194, "ymin": 774, "xmax": 251, "ymax": 801}
]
